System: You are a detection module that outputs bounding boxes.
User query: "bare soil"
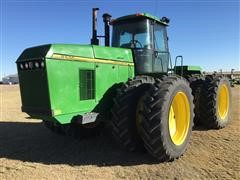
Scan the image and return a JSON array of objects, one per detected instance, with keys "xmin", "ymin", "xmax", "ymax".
[{"xmin": 0, "ymin": 85, "xmax": 239, "ymax": 179}]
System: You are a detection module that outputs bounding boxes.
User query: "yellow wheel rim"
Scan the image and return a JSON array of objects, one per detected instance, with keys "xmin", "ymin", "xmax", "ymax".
[
  {"xmin": 168, "ymin": 92, "xmax": 190, "ymax": 146},
  {"xmin": 217, "ymin": 84, "xmax": 229, "ymax": 120}
]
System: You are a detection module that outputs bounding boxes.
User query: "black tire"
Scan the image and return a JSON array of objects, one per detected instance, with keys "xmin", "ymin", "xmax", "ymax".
[
  {"xmin": 139, "ymin": 76, "xmax": 194, "ymax": 161},
  {"xmin": 111, "ymin": 76, "xmax": 155, "ymax": 152},
  {"xmin": 198, "ymin": 75, "xmax": 232, "ymax": 129},
  {"xmin": 188, "ymin": 76, "xmax": 204, "ymax": 126},
  {"xmin": 43, "ymin": 121, "xmax": 65, "ymax": 135}
]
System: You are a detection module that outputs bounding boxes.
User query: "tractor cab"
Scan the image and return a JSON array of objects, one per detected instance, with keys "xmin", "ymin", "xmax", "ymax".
[
  {"xmin": 90, "ymin": 9, "xmax": 170, "ymax": 75},
  {"xmin": 111, "ymin": 13, "xmax": 170, "ymax": 75}
]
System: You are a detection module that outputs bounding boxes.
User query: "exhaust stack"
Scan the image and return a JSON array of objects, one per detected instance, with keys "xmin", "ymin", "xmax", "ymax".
[
  {"xmin": 90, "ymin": 8, "xmax": 112, "ymax": 46},
  {"xmin": 91, "ymin": 8, "xmax": 99, "ymax": 45},
  {"xmin": 102, "ymin": 13, "xmax": 112, "ymax": 46}
]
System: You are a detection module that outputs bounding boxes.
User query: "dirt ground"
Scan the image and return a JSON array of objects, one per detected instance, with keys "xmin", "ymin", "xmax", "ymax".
[{"xmin": 0, "ymin": 85, "xmax": 239, "ymax": 180}]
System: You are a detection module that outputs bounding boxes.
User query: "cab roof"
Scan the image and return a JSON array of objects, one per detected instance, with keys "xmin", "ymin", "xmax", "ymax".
[{"xmin": 112, "ymin": 13, "xmax": 168, "ymax": 26}]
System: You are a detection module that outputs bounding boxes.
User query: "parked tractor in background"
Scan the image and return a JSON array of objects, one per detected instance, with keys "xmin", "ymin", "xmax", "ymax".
[{"xmin": 16, "ymin": 8, "xmax": 232, "ymax": 161}]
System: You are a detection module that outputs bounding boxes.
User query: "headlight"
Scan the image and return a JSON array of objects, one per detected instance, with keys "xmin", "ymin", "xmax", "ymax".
[
  {"xmin": 25, "ymin": 62, "xmax": 28, "ymax": 69},
  {"xmin": 41, "ymin": 61, "xmax": 44, "ymax": 68},
  {"xmin": 20, "ymin": 64, "xmax": 24, "ymax": 69},
  {"xmin": 35, "ymin": 62, "xmax": 39, "ymax": 68},
  {"xmin": 29, "ymin": 62, "xmax": 33, "ymax": 69}
]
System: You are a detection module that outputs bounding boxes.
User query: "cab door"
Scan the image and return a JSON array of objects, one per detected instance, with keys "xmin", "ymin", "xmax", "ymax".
[{"xmin": 153, "ymin": 24, "xmax": 169, "ymax": 73}]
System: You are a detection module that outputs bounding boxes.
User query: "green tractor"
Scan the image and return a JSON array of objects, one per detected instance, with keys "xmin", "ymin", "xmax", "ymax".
[{"xmin": 16, "ymin": 8, "xmax": 232, "ymax": 161}]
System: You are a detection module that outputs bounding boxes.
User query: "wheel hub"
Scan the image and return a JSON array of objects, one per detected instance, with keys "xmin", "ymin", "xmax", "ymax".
[
  {"xmin": 217, "ymin": 84, "xmax": 229, "ymax": 120},
  {"xmin": 168, "ymin": 91, "xmax": 190, "ymax": 146}
]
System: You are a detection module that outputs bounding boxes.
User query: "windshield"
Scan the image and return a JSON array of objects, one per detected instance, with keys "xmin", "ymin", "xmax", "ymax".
[{"xmin": 112, "ymin": 19, "xmax": 151, "ymax": 49}]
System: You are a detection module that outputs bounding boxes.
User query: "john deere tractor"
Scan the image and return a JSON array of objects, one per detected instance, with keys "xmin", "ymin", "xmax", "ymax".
[{"xmin": 16, "ymin": 8, "xmax": 232, "ymax": 161}]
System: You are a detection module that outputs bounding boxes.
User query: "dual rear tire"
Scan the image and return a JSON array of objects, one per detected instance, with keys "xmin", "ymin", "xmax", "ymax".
[{"xmin": 192, "ymin": 75, "xmax": 232, "ymax": 129}]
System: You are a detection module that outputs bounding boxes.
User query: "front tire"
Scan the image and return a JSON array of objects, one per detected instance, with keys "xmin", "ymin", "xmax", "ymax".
[{"xmin": 139, "ymin": 76, "xmax": 194, "ymax": 161}]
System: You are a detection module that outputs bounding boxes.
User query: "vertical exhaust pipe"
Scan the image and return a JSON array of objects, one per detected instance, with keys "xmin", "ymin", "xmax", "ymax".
[
  {"xmin": 102, "ymin": 13, "xmax": 112, "ymax": 46},
  {"xmin": 91, "ymin": 8, "xmax": 99, "ymax": 45}
]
